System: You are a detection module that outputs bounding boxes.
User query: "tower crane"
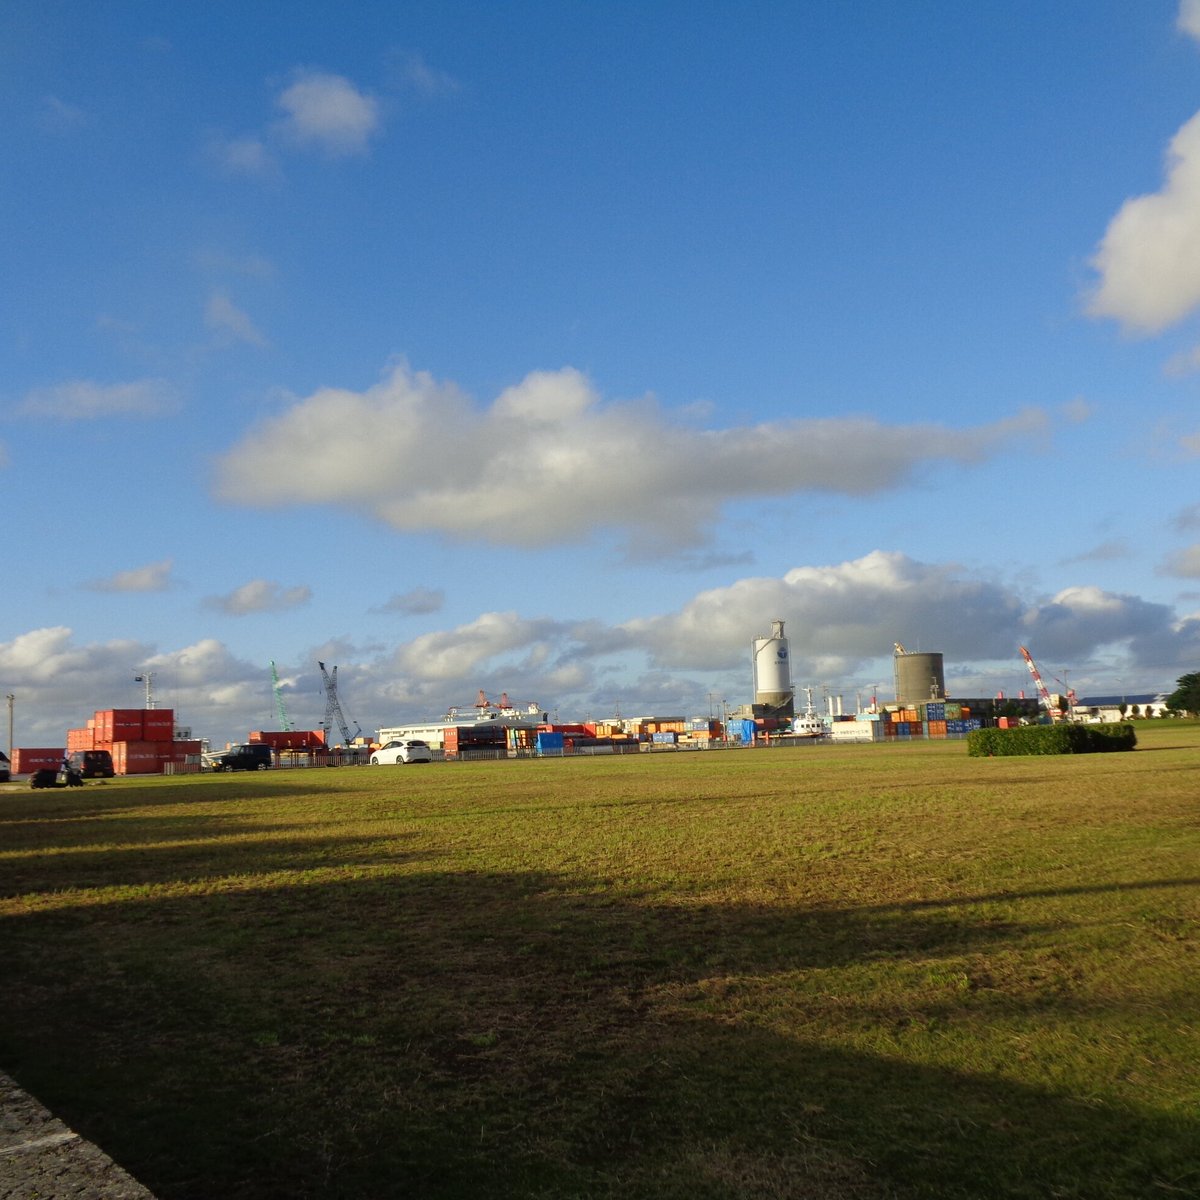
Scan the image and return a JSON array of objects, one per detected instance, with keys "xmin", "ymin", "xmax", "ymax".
[
  {"xmin": 1018, "ymin": 646, "xmax": 1064, "ymax": 722},
  {"xmin": 318, "ymin": 661, "xmax": 361, "ymax": 746},
  {"xmin": 269, "ymin": 661, "xmax": 293, "ymax": 732}
]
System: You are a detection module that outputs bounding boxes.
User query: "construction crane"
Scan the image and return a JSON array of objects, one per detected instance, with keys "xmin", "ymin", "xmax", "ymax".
[
  {"xmin": 1018, "ymin": 646, "xmax": 1064, "ymax": 722},
  {"xmin": 269, "ymin": 661, "xmax": 293, "ymax": 732},
  {"xmin": 318, "ymin": 661, "xmax": 361, "ymax": 746}
]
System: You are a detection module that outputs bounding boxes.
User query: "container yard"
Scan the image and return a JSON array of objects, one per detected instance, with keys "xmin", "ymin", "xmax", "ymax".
[
  {"xmin": 61, "ymin": 708, "xmax": 202, "ymax": 775},
  {"xmin": 0, "ymin": 641, "xmax": 1129, "ymax": 782}
]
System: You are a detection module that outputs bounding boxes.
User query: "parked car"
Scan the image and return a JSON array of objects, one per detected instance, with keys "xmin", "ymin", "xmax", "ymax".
[
  {"xmin": 31, "ymin": 767, "xmax": 82, "ymax": 789},
  {"xmin": 203, "ymin": 743, "xmax": 273, "ymax": 772},
  {"xmin": 64, "ymin": 749, "xmax": 115, "ymax": 778},
  {"xmin": 0, "ymin": 750, "xmax": 10, "ymax": 783},
  {"xmin": 370, "ymin": 739, "xmax": 433, "ymax": 765}
]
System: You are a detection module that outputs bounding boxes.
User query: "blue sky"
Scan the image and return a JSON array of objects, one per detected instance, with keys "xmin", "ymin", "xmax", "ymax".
[{"xmin": 3, "ymin": 1, "xmax": 1200, "ymax": 746}]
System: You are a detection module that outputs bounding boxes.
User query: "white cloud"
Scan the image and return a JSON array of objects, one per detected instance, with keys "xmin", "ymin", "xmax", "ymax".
[
  {"xmin": 19, "ymin": 378, "xmax": 179, "ymax": 419},
  {"xmin": 1020, "ymin": 584, "xmax": 1174, "ymax": 661},
  {"xmin": 85, "ymin": 559, "xmax": 174, "ymax": 594},
  {"xmin": 1180, "ymin": 0, "xmax": 1200, "ymax": 43},
  {"xmin": 38, "ymin": 95, "xmax": 88, "ymax": 133},
  {"xmin": 622, "ymin": 551, "xmax": 1028, "ymax": 671},
  {"xmin": 275, "ymin": 70, "xmax": 381, "ymax": 157},
  {"xmin": 208, "ymin": 133, "xmax": 278, "ymax": 178},
  {"xmin": 1163, "ymin": 343, "xmax": 1200, "ymax": 376},
  {"xmin": 395, "ymin": 52, "xmax": 460, "ymax": 97},
  {"xmin": 193, "ymin": 249, "xmax": 275, "ymax": 279},
  {"xmin": 205, "ymin": 580, "xmax": 313, "ymax": 615},
  {"xmin": 1060, "ymin": 396, "xmax": 1092, "ymax": 424},
  {"xmin": 215, "ymin": 364, "xmax": 1046, "ymax": 551},
  {"xmin": 372, "ymin": 587, "xmax": 445, "ymax": 616},
  {"xmin": 205, "ymin": 291, "xmax": 268, "ymax": 347},
  {"xmin": 1172, "ymin": 502, "xmax": 1200, "ymax": 531},
  {"xmin": 1087, "ymin": 110, "xmax": 1200, "ymax": 333},
  {"xmin": 1159, "ymin": 544, "xmax": 1200, "ymax": 578},
  {"xmin": 1060, "ymin": 540, "xmax": 1131, "ymax": 565}
]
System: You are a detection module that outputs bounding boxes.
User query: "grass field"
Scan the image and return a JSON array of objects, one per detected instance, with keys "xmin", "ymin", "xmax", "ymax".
[{"xmin": 2, "ymin": 726, "xmax": 1198, "ymax": 1199}]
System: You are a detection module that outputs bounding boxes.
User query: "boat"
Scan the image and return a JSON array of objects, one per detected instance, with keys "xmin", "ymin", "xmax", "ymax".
[{"xmin": 790, "ymin": 688, "xmax": 827, "ymax": 738}]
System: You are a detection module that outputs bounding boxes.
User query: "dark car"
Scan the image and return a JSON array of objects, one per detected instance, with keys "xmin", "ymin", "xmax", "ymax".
[
  {"xmin": 0, "ymin": 750, "xmax": 10, "ymax": 783},
  {"xmin": 31, "ymin": 767, "xmax": 82, "ymax": 789},
  {"xmin": 204, "ymin": 743, "xmax": 273, "ymax": 772},
  {"xmin": 65, "ymin": 749, "xmax": 114, "ymax": 778}
]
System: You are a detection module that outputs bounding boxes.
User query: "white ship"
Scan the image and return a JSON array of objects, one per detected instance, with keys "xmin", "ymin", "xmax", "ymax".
[{"xmin": 790, "ymin": 687, "xmax": 827, "ymax": 738}]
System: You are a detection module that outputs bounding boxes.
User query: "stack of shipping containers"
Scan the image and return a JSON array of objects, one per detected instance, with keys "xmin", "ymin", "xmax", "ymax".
[
  {"xmin": 878, "ymin": 700, "xmax": 982, "ymax": 739},
  {"xmin": 65, "ymin": 709, "xmax": 202, "ymax": 775}
]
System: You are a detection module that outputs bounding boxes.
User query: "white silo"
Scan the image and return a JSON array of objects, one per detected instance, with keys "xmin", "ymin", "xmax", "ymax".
[{"xmin": 752, "ymin": 619, "xmax": 794, "ymax": 713}]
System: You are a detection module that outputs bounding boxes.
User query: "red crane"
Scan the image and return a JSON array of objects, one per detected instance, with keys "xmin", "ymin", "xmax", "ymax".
[{"xmin": 1018, "ymin": 646, "xmax": 1064, "ymax": 722}]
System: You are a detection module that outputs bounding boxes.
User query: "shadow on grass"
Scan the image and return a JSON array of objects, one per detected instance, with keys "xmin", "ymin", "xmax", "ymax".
[
  {"xmin": 2, "ymin": 864, "xmax": 1195, "ymax": 1200},
  {"xmin": 0, "ymin": 775, "xmax": 352, "ymax": 824}
]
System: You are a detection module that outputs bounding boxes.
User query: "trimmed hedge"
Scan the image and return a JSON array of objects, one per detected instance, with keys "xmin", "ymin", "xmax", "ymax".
[{"xmin": 967, "ymin": 723, "xmax": 1137, "ymax": 757}]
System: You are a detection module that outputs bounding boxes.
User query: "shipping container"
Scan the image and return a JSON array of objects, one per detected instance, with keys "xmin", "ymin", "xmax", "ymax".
[
  {"xmin": 111, "ymin": 740, "xmax": 173, "ymax": 775},
  {"xmin": 142, "ymin": 709, "xmax": 175, "ymax": 742},
  {"xmin": 536, "ymin": 731, "xmax": 565, "ymax": 755},
  {"xmin": 11, "ymin": 748, "xmax": 65, "ymax": 773},
  {"xmin": 250, "ymin": 730, "xmax": 325, "ymax": 750}
]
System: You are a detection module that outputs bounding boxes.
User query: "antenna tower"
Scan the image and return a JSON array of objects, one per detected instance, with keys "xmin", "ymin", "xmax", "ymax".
[{"xmin": 134, "ymin": 670, "xmax": 156, "ymax": 709}]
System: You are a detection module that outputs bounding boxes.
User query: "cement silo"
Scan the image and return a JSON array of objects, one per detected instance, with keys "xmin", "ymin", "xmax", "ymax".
[
  {"xmin": 752, "ymin": 620, "xmax": 794, "ymax": 716},
  {"xmin": 893, "ymin": 649, "xmax": 945, "ymax": 705}
]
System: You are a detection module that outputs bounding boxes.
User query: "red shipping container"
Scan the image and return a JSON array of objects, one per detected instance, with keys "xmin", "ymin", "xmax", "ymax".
[
  {"xmin": 12, "ymin": 748, "xmax": 66, "ymax": 773},
  {"xmin": 173, "ymin": 740, "xmax": 203, "ymax": 755},
  {"xmin": 142, "ymin": 709, "xmax": 174, "ymax": 742},
  {"xmin": 250, "ymin": 730, "xmax": 323, "ymax": 750},
  {"xmin": 112, "ymin": 709, "xmax": 144, "ymax": 741}
]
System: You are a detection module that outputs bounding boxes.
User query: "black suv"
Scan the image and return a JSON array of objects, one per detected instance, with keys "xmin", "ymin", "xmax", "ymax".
[
  {"xmin": 65, "ymin": 749, "xmax": 115, "ymax": 778},
  {"xmin": 204, "ymin": 743, "xmax": 273, "ymax": 772}
]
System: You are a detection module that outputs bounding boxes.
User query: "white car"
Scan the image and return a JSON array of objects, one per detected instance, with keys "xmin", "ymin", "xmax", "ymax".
[{"xmin": 370, "ymin": 738, "xmax": 433, "ymax": 765}]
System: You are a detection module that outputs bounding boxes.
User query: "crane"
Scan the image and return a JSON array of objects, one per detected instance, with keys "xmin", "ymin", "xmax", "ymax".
[
  {"xmin": 269, "ymin": 661, "xmax": 293, "ymax": 732},
  {"xmin": 318, "ymin": 661, "xmax": 361, "ymax": 746},
  {"xmin": 1018, "ymin": 646, "xmax": 1064, "ymax": 722}
]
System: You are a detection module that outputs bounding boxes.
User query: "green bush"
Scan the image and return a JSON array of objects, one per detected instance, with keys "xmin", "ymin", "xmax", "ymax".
[{"xmin": 968, "ymin": 723, "xmax": 1137, "ymax": 757}]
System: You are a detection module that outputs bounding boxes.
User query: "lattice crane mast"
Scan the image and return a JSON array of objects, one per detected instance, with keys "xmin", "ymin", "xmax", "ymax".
[
  {"xmin": 1018, "ymin": 646, "xmax": 1063, "ymax": 722},
  {"xmin": 269, "ymin": 661, "xmax": 294, "ymax": 732},
  {"xmin": 318, "ymin": 661, "xmax": 361, "ymax": 746}
]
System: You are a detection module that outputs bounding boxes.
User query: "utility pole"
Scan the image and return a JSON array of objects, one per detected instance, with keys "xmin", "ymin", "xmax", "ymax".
[{"xmin": 6, "ymin": 693, "xmax": 13, "ymax": 758}]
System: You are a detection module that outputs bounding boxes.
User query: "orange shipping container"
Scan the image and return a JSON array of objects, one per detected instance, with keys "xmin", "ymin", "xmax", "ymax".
[{"xmin": 111, "ymin": 740, "xmax": 172, "ymax": 775}]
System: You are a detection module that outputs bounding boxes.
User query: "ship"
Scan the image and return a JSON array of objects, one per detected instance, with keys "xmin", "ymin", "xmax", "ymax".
[{"xmin": 790, "ymin": 687, "xmax": 827, "ymax": 738}]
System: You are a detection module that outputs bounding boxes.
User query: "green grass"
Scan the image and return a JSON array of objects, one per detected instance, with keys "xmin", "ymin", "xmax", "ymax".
[{"xmin": 2, "ymin": 726, "xmax": 1198, "ymax": 1198}]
